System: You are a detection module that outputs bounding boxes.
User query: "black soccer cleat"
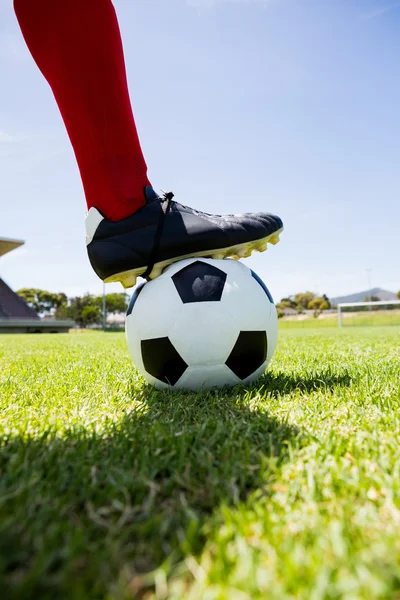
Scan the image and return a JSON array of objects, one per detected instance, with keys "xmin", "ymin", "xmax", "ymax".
[{"xmin": 85, "ymin": 186, "xmax": 283, "ymax": 288}]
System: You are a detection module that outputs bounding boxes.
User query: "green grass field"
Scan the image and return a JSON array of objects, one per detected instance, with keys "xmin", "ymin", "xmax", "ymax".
[
  {"xmin": 279, "ymin": 311, "xmax": 400, "ymax": 329},
  {"xmin": 1, "ymin": 327, "xmax": 400, "ymax": 599}
]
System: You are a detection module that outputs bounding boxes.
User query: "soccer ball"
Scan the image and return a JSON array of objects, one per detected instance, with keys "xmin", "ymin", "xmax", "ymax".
[{"xmin": 125, "ymin": 258, "xmax": 278, "ymax": 391}]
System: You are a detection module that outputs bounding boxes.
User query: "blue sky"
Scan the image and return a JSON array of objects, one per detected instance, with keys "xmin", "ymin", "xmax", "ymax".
[{"xmin": 0, "ymin": 0, "xmax": 399, "ymax": 301}]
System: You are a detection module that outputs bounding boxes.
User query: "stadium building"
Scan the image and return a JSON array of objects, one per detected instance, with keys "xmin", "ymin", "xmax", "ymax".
[{"xmin": 0, "ymin": 238, "xmax": 74, "ymax": 333}]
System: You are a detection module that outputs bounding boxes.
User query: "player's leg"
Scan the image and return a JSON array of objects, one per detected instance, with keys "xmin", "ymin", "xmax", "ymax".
[
  {"xmin": 14, "ymin": 0, "xmax": 149, "ymax": 221},
  {"xmin": 15, "ymin": 0, "xmax": 283, "ymax": 288}
]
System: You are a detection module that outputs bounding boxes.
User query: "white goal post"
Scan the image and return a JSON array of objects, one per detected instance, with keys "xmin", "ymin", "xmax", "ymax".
[{"xmin": 337, "ymin": 300, "xmax": 400, "ymax": 327}]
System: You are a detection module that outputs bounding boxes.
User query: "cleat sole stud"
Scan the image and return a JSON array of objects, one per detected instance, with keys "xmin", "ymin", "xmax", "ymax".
[
  {"xmin": 256, "ymin": 242, "xmax": 268, "ymax": 252},
  {"xmin": 270, "ymin": 234, "xmax": 280, "ymax": 245},
  {"xmin": 121, "ymin": 275, "xmax": 137, "ymax": 289},
  {"xmin": 237, "ymin": 248, "xmax": 248, "ymax": 258}
]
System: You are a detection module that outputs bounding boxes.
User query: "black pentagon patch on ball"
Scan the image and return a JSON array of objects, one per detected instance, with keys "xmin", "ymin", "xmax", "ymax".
[
  {"xmin": 126, "ymin": 282, "xmax": 146, "ymax": 316},
  {"xmin": 172, "ymin": 260, "xmax": 227, "ymax": 303},
  {"xmin": 141, "ymin": 337, "xmax": 188, "ymax": 385},
  {"xmin": 250, "ymin": 270, "xmax": 274, "ymax": 304},
  {"xmin": 226, "ymin": 331, "xmax": 268, "ymax": 380}
]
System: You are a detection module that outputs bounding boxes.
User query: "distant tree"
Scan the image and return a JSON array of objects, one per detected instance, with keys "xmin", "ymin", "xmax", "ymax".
[
  {"xmin": 276, "ymin": 299, "xmax": 296, "ymax": 312},
  {"xmin": 294, "ymin": 292, "xmax": 316, "ymax": 311},
  {"xmin": 80, "ymin": 305, "xmax": 102, "ymax": 327},
  {"xmin": 398, "ymin": 291, "xmax": 400, "ymax": 300},
  {"xmin": 16, "ymin": 289, "xmax": 128, "ymax": 326},
  {"xmin": 308, "ymin": 297, "xmax": 329, "ymax": 318},
  {"xmin": 94, "ymin": 293, "xmax": 129, "ymax": 316},
  {"xmin": 54, "ymin": 304, "xmax": 69, "ymax": 320},
  {"xmin": 53, "ymin": 292, "xmax": 128, "ymax": 326},
  {"xmin": 364, "ymin": 295, "xmax": 380, "ymax": 303},
  {"xmin": 62, "ymin": 294, "xmax": 101, "ymax": 327},
  {"xmin": 322, "ymin": 294, "xmax": 331, "ymax": 309},
  {"xmin": 278, "ymin": 297, "xmax": 298, "ymax": 309},
  {"xmin": 17, "ymin": 288, "xmax": 67, "ymax": 316}
]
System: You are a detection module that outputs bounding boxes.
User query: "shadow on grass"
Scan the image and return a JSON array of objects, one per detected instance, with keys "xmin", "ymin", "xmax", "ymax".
[
  {"xmin": 257, "ymin": 367, "xmax": 354, "ymax": 396},
  {"xmin": 0, "ymin": 368, "xmax": 353, "ymax": 599}
]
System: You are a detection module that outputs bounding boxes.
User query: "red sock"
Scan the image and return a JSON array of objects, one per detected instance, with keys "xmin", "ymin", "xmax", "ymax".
[{"xmin": 14, "ymin": 0, "xmax": 151, "ymax": 221}]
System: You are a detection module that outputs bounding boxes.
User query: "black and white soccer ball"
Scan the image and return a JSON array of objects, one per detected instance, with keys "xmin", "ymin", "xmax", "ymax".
[{"xmin": 125, "ymin": 258, "xmax": 278, "ymax": 391}]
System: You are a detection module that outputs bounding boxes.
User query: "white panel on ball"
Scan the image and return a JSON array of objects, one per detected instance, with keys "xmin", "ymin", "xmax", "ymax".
[
  {"xmin": 176, "ymin": 364, "xmax": 240, "ymax": 391},
  {"xmin": 126, "ymin": 277, "xmax": 182, "ymax": 339},
  {"xmin": 221, "ymin": 273, "xmax": 273, "ymax": 331},
  {"xmin": 266, "ymin": 305, "xmax": 278, "ymax": 362},
  {"xmin": 169, "ymin": 303, "xmax": 238, "ymax": 366}
]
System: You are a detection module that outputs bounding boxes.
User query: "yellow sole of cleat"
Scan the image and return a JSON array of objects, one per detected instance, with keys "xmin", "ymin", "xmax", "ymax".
[
  {"xmin": 269, "ymin": 234, "xmax": 280, "ymax": 245},
  {"xmin": 104, "ymin": 228, "xmax": 283, "ymax": 289}
]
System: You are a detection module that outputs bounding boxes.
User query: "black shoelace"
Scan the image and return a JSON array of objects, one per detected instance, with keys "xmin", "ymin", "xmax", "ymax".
[{"xmin": 142, "ymin": 191, "xmax": 175, "ymax": 280}]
